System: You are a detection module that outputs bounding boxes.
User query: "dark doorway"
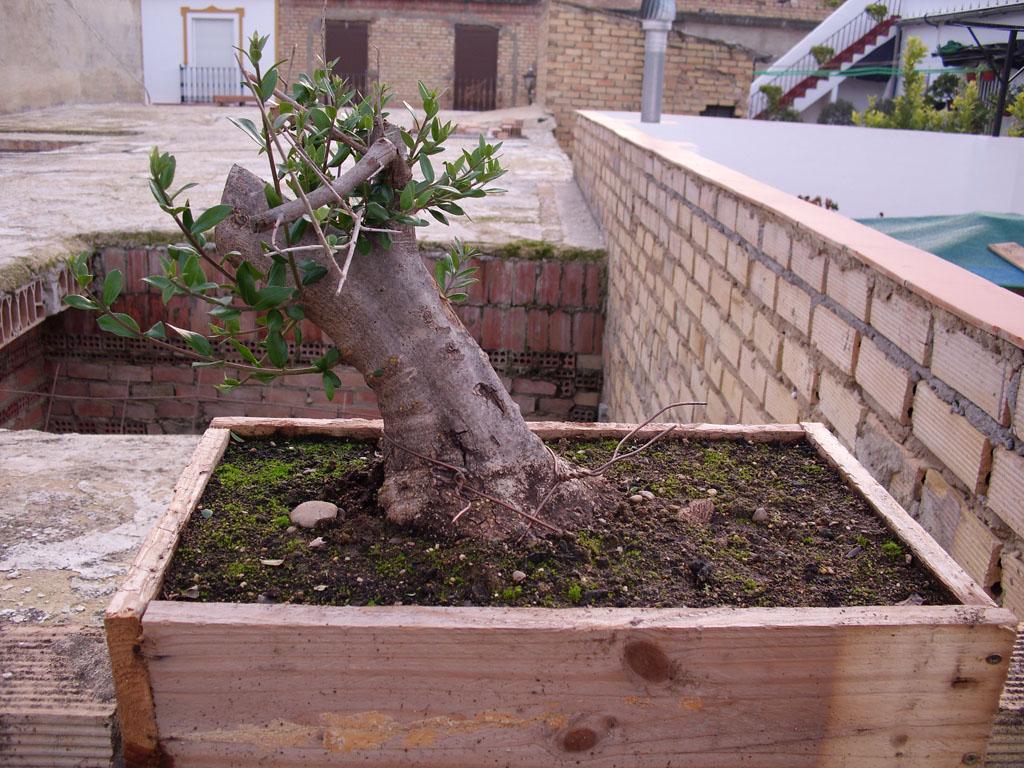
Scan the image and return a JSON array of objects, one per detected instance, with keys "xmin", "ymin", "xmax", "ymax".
[
  {"xmin": 454, "ymin": 25, "xmax": 498, "ymax": 111},
  {"xmin": 325, "ymin": 20, "xmax": 369, "ymax": 96}
]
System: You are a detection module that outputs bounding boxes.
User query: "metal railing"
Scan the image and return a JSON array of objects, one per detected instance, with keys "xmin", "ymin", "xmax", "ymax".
[
  {"xmin": 180, "ymin": 65, "xmax": 244, "ymax": 104},
  {"xmin": 750, "ymin": 1, "xmax": 903, "ymax": 118},
  {"xmin": 453, "ymin": 77, "xmax": 498, "ymax": 111}
]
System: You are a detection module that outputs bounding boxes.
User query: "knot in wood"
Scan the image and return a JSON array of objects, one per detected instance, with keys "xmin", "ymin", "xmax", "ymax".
[{"xmin": 623, "ymin": 639, "xmax": 672, "ymax": 683}]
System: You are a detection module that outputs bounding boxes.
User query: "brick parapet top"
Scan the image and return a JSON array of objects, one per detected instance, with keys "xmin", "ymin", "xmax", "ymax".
[{"xmin": 577, "ymin": 111, "xmax": 1024, "ymax": 350}]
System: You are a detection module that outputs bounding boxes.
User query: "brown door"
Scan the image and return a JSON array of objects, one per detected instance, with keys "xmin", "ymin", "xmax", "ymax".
[
  {"xmin": 325, "ymin": 20, "xmax": 369, "ymax": 96},
  {"xmin": 454, "ymin": 25, "xmax": 498, "ymax": 111}
]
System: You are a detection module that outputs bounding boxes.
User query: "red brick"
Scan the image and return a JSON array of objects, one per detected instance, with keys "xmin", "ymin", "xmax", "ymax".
[
  {"xmin": 65, "ymin": 362, "xmax": 109, "ymax": 381},
  {"xmin": 583, "ymin": 263, "xmax": 602, "ymax": 308},
  {"xmin": 526, "ymin": 309, "xmax": 548, "ymax": 350},
  {"xmin": 456, "ymin": 305, "xmax": 481, "ymax": 340},
  {"xmin": 158, "ymin": 399, "xmax": 200, "ymax": 419},
  {"xmin": 573, "ymin": 312, "xmax": 596, "ymax": 354},
  {"xmin": 561, "ymin": 262, "xmax": 585, "ymax": 307},
  {"xmin": 512, "ymin": 262, "xmax": 537, "ymax": 305},
  {"xmin": 504, "ymin": 307, "xmax": 527, "ymax": 351},
  {"xmin": 537, "ymin": 262, "xmax": 562, "ymax": 306},
  {"xmin": 466, "ymin": 259, "xmax": 486, "ymax": 305},
  {"xmin": 513, "ymin": 378, "xmax": 557, "ymax": 396},
  {"xmin": 481, "ymin": 307, "xmax": 503, "ymax": 349},
  {"xmin": 548, "ymin": 311, "xmax": 572, "ymax": 352},
  {"xmin": 538, "ymin": 397, "xmax": 574, "ymax": 416},
  {"xmin": 74, "ymin": 400, "xmax": 114, "ymax": 418},
  {"xmin": 153, "ymin": 366, "xmax": 195, "ymax": 384},
  {"xmin": 594, "ymin": 315, "xmax": 605, "ymax": 354},
  {"xmin": 109, "ymin": 365, "xmax": 152, "ymax": 384},
  {"xmin": 89, "ymin": 381, "xmax": 131, "ymax": 399},
  {"xmin": 486, "ymin": 260, "xmax": 513, "ymax": 304}
]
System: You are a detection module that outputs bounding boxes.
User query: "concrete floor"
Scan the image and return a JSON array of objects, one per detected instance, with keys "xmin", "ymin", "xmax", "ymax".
[{"xmin": 0, "ymin": 102, "xmax": 602, "ymax": 291}]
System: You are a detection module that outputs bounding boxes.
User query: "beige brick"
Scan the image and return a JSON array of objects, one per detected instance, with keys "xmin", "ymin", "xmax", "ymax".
[
  {"xmin": 1000, "ymin": 552, "xmax": 1024, "ymax": 621},
  {"xmin": 729, "ymin": 287, "xmax": 754, "ymax": 337},
  {"xmin": 1015, "ymin": 378, "xmax": 1024, "ymax": 441},
  {"xmin": 692, "ymin": 251, "xmax": 711, "ymax": 291},
  {"xmin": 709, "ymin": 268, "xmax": 732, "ymax": 312},
  {"xmin": 762, "ymin": 220, "xmax": 790, "ymax": 267},
  {"xmin": 854, "ymin": 336, "xmax": 913, "ymax": 424},
  {"xmin": 790, "ymin": 237, "xmax": 826, "ymax": 291},
  {"xmin": 707, "ymin": 227, "xmax": 728, "ymax": 267},
  {"xmin": 826, "ymin": 263, "xmax": 871, "ymax": 321},
  {"xmin": 764, "ymin": 376, "xmax": 799, "ymax": 423},
  {"xmin": 726, "ymin": 241, "xmax": 749, "ymax": 285},
  {"xmin": 721, "ymin": 368, "xmax": 744, "ymax": 420},
  {"xmin": 718, "ymin": 322, "xmax": 742, "ymax": 368},
  {"xmin": 776, "ymin": 281, "xmax": 812, "ymax": 335},
  {"xmin": 740, "ymin": 396, "xmax": 769, "ymax": 424},
  {"xmin": 749, "ymin": 260, "xmax": 777, "ymax": 309},
  {"xmin": 818, "ymin": 370, "xmax": 866, "ymax": 449},
  {"xmin": 706, "ymin": 390, "xmax": 728, "ymax": 424},
  {"xmin": 912, "ymin": 384, "xmax": 992, "ymax": 494},
  {"xmin": 685, "ymin": 280, "xmax": 703, "ymax": 319},
  {"xmin": 987, "ymin": 447, "xmax": 1024, "ymax": 539},
  {"xmin": 855, "ymin": 414, "xmax": 925, "ymax": 509},
  {"xmin": 753, "ymin": 314, "xmax": 783, "ymax": 369},
  {"xmin": 950, "ymin": 510, "xmax": 1002, "ymax": 590},
  {"xmin": 738, "ymin": 343, "xmax": 768, "ymax": 401},
  {"xmin": 781, "ymin": 338, "xmax": 817, "ymax": 401},
  {"xmin": 735, "ymin": 203, "xmax": 759, "ymax": 246},
  {"xmin": 931, "ymin": 323, "xmax": 1013, "ymax": 424},
  {"xmin": 871, "ymin": 287, "xmax": 932, "ymax": 365},
  {"xmin": 700, "ymin": 300, "xmax": 722, "ymax": 339},
  {"xmin": 717, "ymin": 194, "xmax": 738, "ymax": 232},
  {"xmin": 691, "ymin": 216, "xmax": 708, "ymax": 252},
  {"xmin": 918, "ymin": 469, "xmax": 967, "ymax": 551},
  {"xmin": 811, "ymin": 305, "xmax": 859, "ymax": 375}
]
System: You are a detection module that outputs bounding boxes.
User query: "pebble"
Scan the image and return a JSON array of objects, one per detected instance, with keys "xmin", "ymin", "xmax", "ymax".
[
  {"xmin": 752, "ymin": 507, "xmax": 769, "ymax": 523},
  {"xmin": 629, "ymin": 494, "xmax": 644, "ymax": 503},
  {"xmin": 639, "ymin": 490, "xmax": 655, "ymax": 500},
  {"xmin": 290, "ymin": 500, "xmax": 339, "ymax": 528},
  {"xmin": 845, "ymin": 545, "xmax": 863, "ymax": 559},
  {"xmin": 308, "ymin": 537, "xmax": 326, "ymax": 549},
  {"xmin": 182, "ymin": 587, "xmax": 199, "ymax": 599},
  {"xmin": 707, "ymin": 488, "xmax": 718, "ymax": 497},
  {"xmin": 260, "ymin": 559, "xmax": 284, "ymax": 567},
  {"xmin": 313, "ymin": 584, "xmax": 328, "ymax": 592},
  {"xmin": 511, "ymin": 570, "xmax": 527, "ymax": 583},
  {"xmin": 286, "ymin": 526, "xmax": 297, "ymax": 533}
]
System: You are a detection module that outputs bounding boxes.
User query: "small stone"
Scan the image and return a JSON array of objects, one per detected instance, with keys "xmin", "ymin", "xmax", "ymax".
[
  {"xmin": 629, "ymin": 494, "xmax": 644, "ymax": 503},
  {"xmin": 308, "ymin": 537, "xmax": 326, "ymax": 549},
  {"xmin": 845, "ymin": 545, "xmax": 863, "ymax": 559},
  {"xmin": 679, "ymin": 498, "xmax": 715, "ymax": 524},
  {"xmin": 286, "ymin": 526, "xmax": 297, "ymax": 533},
  {"xmin": 752, "ymin": 507, "xmax": 769, "ymax": 523},
  {"xmin": 313, "ymin": 584, "xmax": 328, "ymax": 592},
  {"xmin": 260, "ymin": 559, "xmax": 284, "ymax": 567},
  {"xmin": 896, "ymin": 593, "xmax": 924, "ymax": 606},
  {"xmin": 256, "ymin": 594, "xmax": 274, "ymax": 604},
  {"xmin": 905, "ymin": 554, "xmax": 913, "ymax": 565},
  {"xmin": 639, "ymin": 490, "xmax": 655, "ymax": 500},
  {"xmin": 707, "ymin": 488, "xmax": 718, "ymax": 497},
  {"xmin": 200, "ymin": 508, "xmax": 213, "ymax": 519},
  {"xmin": 289, "ymin": 500, "xmax": 339, "ymax": 528},
  {"xmin": 182, "ymin": 587, "xmax": 199, "ymax": 599},
  {"xmin": 5, "ymin": 571, "xmax": 19, "ymax": 580},
  {"xmin": 512, "ymin": 570, "xmax": 527, "ymax": 583}
]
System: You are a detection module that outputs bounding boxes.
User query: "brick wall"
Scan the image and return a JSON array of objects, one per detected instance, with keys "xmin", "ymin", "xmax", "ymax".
[
  {"xmin": 277, "ymin": 0, "xmax": 542, "ymax": 110},
  {"xmin": 573, "ymin": 111, "xmax": 1024, "ymax": 615},
  {"xmin": 38, "ymin": 245, "xmax": 605, "ymax": 434},
  {"xmin": 0, "ymin": 325, "xmax": 49, "ymax": 430},
  {"xmin": 539, "ymin": 1, "xmax": 755, "ymax": 145},
  {"xmin": 558, "ymin": 0, "xmax": 835, "ymax": 22}
]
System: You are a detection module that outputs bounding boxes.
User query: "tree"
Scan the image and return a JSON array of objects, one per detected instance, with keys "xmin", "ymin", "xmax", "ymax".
[
  {"xmin": 757, "ymin": 85, "xmax": 802, "ymax": 122},
  {"xmin": 65, "ymin": 35, "xmax": 621, "ymax": 543}
]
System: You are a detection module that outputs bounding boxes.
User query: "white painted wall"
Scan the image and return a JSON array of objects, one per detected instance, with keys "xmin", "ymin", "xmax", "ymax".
[
  {"xmin": 141, "ymin": 0, "xmax": 275, "ymax": 104},
  {"xmin": 599, "ymin": 112, "xmax": 1024, "ymax": 219}
]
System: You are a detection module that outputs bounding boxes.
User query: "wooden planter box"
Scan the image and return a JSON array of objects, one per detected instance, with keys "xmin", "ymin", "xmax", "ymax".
[{"xmin": 106, "ymin": 418, "xmax": 1016, "ymax": 768}]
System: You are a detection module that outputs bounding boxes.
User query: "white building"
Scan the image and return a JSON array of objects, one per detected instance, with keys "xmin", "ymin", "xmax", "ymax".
[
  {"xmin": 141, "ymin": 0, "xmax": 276, "ymax": 104},
  {"xmin": 749, "ymin": 0, "xmax": 1024, "ymax": 125}
]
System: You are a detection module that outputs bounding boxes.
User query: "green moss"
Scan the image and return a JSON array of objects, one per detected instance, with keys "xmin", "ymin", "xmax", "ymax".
[
  {"xmin": 567, "ymin": 582, "xmax": 583, "ymax": 604},
  {"xmin": 881, "ymin": 540, "xmax": 904, "ymax": 558},
  {"xmin": 463, "ymin": 240, "xmax": 606, "ymax": 262}
]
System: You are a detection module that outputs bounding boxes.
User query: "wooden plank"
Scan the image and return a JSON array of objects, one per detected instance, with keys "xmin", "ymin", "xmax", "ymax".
[
  {"xmin": 142, "ymin": 601, "xmax": 1015, "ymax": 768},
  {"xmin": 989, "ymin": 242, "xmax": 1024, "ymax": 272},
  {"xmin": 210, "ymin": 416, "xmax": 808, "ymax": 444},
  {"xmin": 802, "ymin": 422, "xmax": 994, "ymax": 607},
  {"xmin": 104, "ymin": 427, "xmax": 231, "ymax": 768}
]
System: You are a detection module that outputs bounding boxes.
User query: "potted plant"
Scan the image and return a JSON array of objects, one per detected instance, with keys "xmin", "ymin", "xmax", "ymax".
[
  {"xmin": 865, "ymin": 3, "xmax": 889, "ymax": 24},
  {"xmin": 90, "ymin": 35, "xmax": 1015, "ymax": 767},
  {"xmin": 810, "ymin": 44, "xmax": 836, "ymax": 68}
]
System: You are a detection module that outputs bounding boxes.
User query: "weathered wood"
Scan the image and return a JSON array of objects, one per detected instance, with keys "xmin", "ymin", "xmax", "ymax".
[
  {"xmin": 141, "ymin": 601, "xmax": 1015, "ymax": 768},
  {"xmin": 104, "ymin": 427, "xmax": 231, "ymax": 767},
  {"xmin": 210, "ymin": 416, "xmax": 808, "ymax": 443},
  {"xmin": 988, "ymin": 242, "xmax": 1024, "ymax": 272},
  {"xmin": 802, "ymin": 422, "xmax": 994, "ymax": 607}
]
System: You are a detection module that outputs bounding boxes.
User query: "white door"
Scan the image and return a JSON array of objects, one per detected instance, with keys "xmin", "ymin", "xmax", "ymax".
[{"xmin": 192, "ymin": 17, "xmax": 235, "ymax": 68}]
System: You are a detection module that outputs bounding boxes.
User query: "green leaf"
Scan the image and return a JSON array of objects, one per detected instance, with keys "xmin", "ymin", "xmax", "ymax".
[
  {"xmin": 168, "ymin": 182, "xmax": 198, "ymax": 201},
  {"xmin": 169, "ymin": 324, "xmax": 213, "ymax": 356},
  {"xmin": 428, "ymin": 209, "xmax": 449, "ymax": 226},
  {"xmin": 258, "ymin": 68, "xmax": 279, "ymax": 102},
  {"xmin": 144, "ymin": 321, "xmax": 167, "ymax": 340},
  {"xmin": 63, "ymin": 294, "xmax": 99, "ymax": 311},
  {"xmin": 190, "ymin": 204, "xmax": 233, "ymax": 235},
  {"xmin": 265, "ymin": 330, "xmax": 288, "ymax": 368},
  {"xmin": 228, "ymin": 116, "xmax": 263, "ymax": 145},
  {"xmin": 158, "ymin": 154, "xmax": 175, "ymax": 190},
  {"xmin": 229, "ymin": 338, "xmax": 260, "ymax": 366},
  {"xmin": 254, "ymin": 285, "xmax": 293, "ymax": 310},
  {"xmin": 97, "ymin": 312, "xmax": 140, "ymax": 338},
  {"xmin": 264, "ymin": 183, "xmax": 283, "ymax": 208},
  {"xmin": 419, "ymin": 154, "xmax": 435, "ymax": 183},
  {"xmin": 298, "ymin": 260, "xmax": 328, "ymax": 285},
  {"xmin": 322, "ymin": 370, "xmax": 340, "ymax": 401},
  {"xmin": 101, "ymin": 270, "xmax": 123, "ymax": 306},
  {"xmin": 366, "ymin": 201, "xmax": 388, "ymax": 222},
  {"xmin": 148, "ymin": 179, "xmax": 169, "ymax": 206},
  {"xmin": 216, "ymin": 378, "xmax": 241, "ymax": 393},
  {"xmin": 235, "ymin": 261, "xmax": 260, "ymax": 305},
  {"xmin": 400, "ymin": 182, "xmax": 415, "ymax": 212}
]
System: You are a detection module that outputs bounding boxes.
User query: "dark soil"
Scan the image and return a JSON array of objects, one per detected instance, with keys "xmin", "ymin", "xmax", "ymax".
[{"xmin": 162, "ymin": 436, "xmax": 954, "ymax": 608}]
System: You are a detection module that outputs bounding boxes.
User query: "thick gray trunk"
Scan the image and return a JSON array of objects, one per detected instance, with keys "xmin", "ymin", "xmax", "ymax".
[{"xmin": 215, "ymin": 164, "xmax": 606, "ymax": 541}]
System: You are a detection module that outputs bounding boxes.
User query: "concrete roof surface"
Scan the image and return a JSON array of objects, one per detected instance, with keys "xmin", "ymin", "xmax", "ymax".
[{"xmin": 0, "ymin": 102, "xmax": 601, "ymax": 291}]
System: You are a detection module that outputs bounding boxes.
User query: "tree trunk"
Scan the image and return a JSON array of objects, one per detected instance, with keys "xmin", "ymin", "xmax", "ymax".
[{"xmin": 215, "ymin": 164, "xmax": 610, "ymax": 542}]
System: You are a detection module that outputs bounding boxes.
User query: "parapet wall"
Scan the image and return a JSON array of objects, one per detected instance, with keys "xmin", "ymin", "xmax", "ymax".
[
  {"xmin": 573, "ymin": 111, "xmax": 1024, "ymax": 616},
  {"xmin": 7, "ymin": 245, "xmax": 604, "ymax": 434}
]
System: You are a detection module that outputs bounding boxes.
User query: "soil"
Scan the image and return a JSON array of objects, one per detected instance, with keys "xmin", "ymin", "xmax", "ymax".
[{"xmin": 162, "ymin": 435, "xmax": 954, "ymax": 608}]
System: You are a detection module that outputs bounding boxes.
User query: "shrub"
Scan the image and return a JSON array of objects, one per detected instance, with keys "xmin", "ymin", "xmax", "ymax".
[
  {"xmin": 817, "ymin": 99, "xmax": 855, "ymax": 125},
  {"xmin": 865, "ymin": 3, "xmax": 889, "ymax": 24}
]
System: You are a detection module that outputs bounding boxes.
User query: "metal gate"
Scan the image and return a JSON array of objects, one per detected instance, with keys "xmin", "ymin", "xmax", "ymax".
[
  {"xmin": 326, "ymin": 20, "xmax": 369, "ymax": 97},
  {"xmin": 454, "ymin": 25, "xmax": 498, "ymax": 111}
]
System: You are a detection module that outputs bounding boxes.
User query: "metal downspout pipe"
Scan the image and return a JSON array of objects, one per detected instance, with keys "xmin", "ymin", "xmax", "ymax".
[{"xmin": 640, "ymin": 0, "xmax": 676, "ymax": 123}]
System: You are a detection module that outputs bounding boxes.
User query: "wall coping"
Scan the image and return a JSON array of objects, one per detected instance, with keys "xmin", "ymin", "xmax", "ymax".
[{"xmin": 577, "ymin": 110, "xmax": 1024, "ymax": 349}]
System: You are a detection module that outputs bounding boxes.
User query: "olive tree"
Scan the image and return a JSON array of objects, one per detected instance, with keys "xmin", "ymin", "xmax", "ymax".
[{"xmin": 66, "ymin": 35, "xmax": 626, "ymax": 542}]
